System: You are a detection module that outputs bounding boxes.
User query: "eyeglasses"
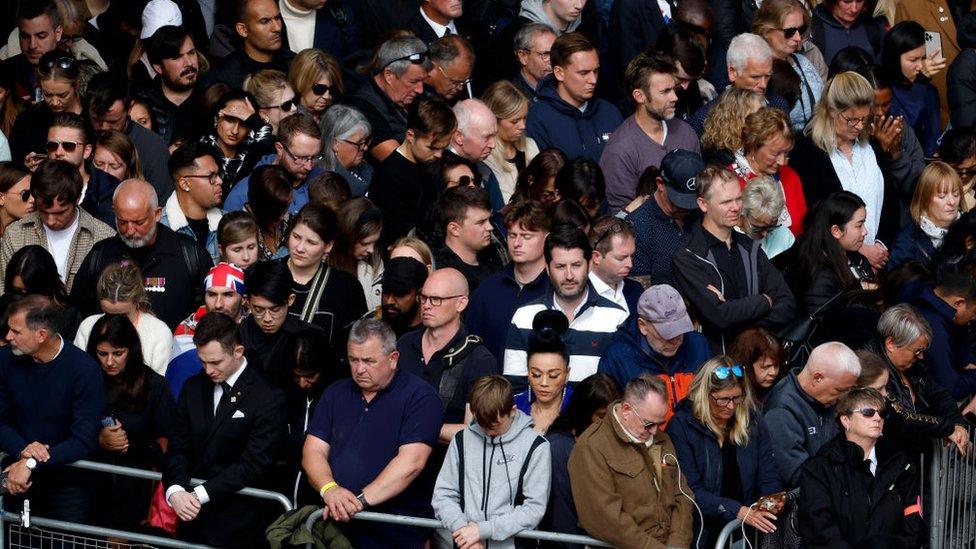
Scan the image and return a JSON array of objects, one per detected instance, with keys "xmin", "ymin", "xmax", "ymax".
[
  {"xmin": 280, "ymin": 142, "xmax": 324, "ymax": 165},
  {"xmin": 46, "ymin": 140, "xmax": 84, "ymax": 153},
  {"xmin": 382, "ymin": 50, "xmax": 429, "ymax": 70},
  {"xmin": 710, "ymin": 394, "xmax": 746, "ymax": 407},
  {"xmin": 954, "ymin": 165, "xmax": 976, "ymax": 180},
  {"xmin": 417, "ymin": 293, "xmax": 463, "ymax": 307},
  {"xmin": 251, "ymin": 303, "xmax": 288, "ymax": 320},
  {"xmin": 629, "ymin": 405, "xmax": 666, "ymax": 432},
  {"xmin": 911, "ymin": 346, "xmax": 927, "ymax": 359},
  {"xmin": 184, "ymin": 172, "xmax": 221, "ymax": 185},
  {"xmin": 341, "ymin": 137, "xmax": 372, "ymax": 151},
  {"xmin": 449, "ymin": 175, "xmax": 481, "ymax": 188},
  {"xmin": 3, "ymin": 190, "xmax": 31, "ymax": 203},
  {"xmin": 311, "ymin": 83, "xmax": 333, "ymax": 96},
  {"xmin": 436, "ymin": 64, "xmax": 471, "ymax": 90},
  {"xmin": 851, "ymin": 407, "xmax": 886, "ymax": 419},
  {"xmin": 265, "ymin": 99, "xmax": 295, "ymax": 112},
  {"xmin": 839, "ymin": 112, "xmax": 871, "ymax": 128},
  {"xmin": 714, "ymin": 365, "xmax": 744, "ymax": 380},
  {"xmin": 592, "ymin": 218, "xmax": 634, "ymax": 249},
  {"xmin": 780, "ymin": 24, "xmax": 808, "ymax": 38},
  {"xmin": 747, "ymin": 218, "xmax": 782, "ymax": 237},
  {"xmin": 519, "ymin": 48, "xmax": 550, "ymax": 61}
]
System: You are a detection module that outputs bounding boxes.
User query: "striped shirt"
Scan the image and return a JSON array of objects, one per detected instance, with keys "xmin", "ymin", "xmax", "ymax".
[{"xmin": 503, "ymin": 283, "xmax": 629, "ymax": 388}]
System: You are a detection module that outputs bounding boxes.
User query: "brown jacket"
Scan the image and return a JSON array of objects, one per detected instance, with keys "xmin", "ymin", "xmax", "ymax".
[
  {"xmin": 568, "ymin": 401, "xmax": 694, "ymax": 549},
  {"xmin": 0, "ymin": 209, "xmax": 115, "ymax": 293}
]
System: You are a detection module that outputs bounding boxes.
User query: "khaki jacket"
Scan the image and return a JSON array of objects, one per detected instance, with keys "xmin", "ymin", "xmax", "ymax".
[
  {"xmin": 568, "ymin": 401, "xmax": 694, "ymax": 549},
  {"xmin": 0, "ymin": 209, "xmax": 115, "ymax": 292}
]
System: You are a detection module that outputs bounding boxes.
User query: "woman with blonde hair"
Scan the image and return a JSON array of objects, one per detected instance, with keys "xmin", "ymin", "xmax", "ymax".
[
  {"xmin": 789, "ymin": 71, "xmax": 898, "ymax": 270},
  {"xmin": 244, "ymin": 70, "xmax": 297, "ymax": 134},
  {"xmin": 888, "ymin": 161, "xmax": 962, "ymax": 269},
  {"xmin": 93, "ymin": 130, "xmax": 142, "ymax": 182},
  {"xmin": 667, "ymin": 355, "xmax": 783, "ymax": 545},
  {"xmin": 74, "ymin": 261, "xmax": 173, "ymax": 375},
  {"xmin": 701, "ymin": 87, "xmax": 766, "ymax": 166},
  {"xmin": 288, "ymin": 48, "xmax": 343, "ymax": 123},
  {"xmin": 482, "ymin": 80, "xmax": 540, "ymax": 204},
  {"xmin": 389, "ymin": 236, "xmax": 434, "ymax": 272}
]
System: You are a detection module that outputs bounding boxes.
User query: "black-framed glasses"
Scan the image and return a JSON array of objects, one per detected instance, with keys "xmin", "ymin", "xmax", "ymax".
[
  {"xmin": 747, "ymin": 218, "xmax": 782, "ymax": 237},
  {"xmin": 450, "ymin": 174, "xmax": 481, "ymax": 188},
  {"xmin": 46, "ymin": 140, "xmax": 84, "ymax": 153},
  {"xmin": 265, "ymin": 99, "xmax": 295, "ymax": 112},
  {"xmin": 436, "ymin": 64, "xmax": 471, "ymax": 90},
  {"xmin": 714, "ymin": 365, "xmax": 744, "ymax": 380},
  {"xmin": 341, "ymin": 137, "xmax": 372, "ymax": 151},
  {"xmin": 417, "ymin": 293, "xmax": 463, "ymax": 307},
  {"xmin": 41, "ymin": 55, "xmax": 77, "ymax": 74},
  {"xmin": 592, "ymin": 218, "xmax": 634, "ymax": 249},
  {"xmin": 184, "ymin": 172, "xmax": 221, "ymax": 185},
  {"xmin": 629, "ymin": 405, "xmax": 666, "ymax": 432},
  {"xmin": 710, "ymin": 394, "xmax": 746, "ymax": 407},
  {"xmin": 519, "ymin": 48, "xmax": 551, "ymax": 61},
  {"xmin": 780, "ymin": 24, "xmax": 808, "ymax": 38},
  {"xmin": 382, "ymin": 50, "xmax": 429, "ymax": 70},
  {"xmin": 311, "ymin": 83, "xmax": 333, "ymax": 96},
  {"xmin": 851, "ymin": 407, "xmax": 886, "ymax": 419},
  {"xmin": 280, "ymin": 142, "xmax": 324, "ymax": 165},
  {"xmin": 839, "ymin": 112, "xmax": 871, "ymax": 128},
  {"xmin": 3, "ymin": 189, "xmax": 31, "ymax": 203}
]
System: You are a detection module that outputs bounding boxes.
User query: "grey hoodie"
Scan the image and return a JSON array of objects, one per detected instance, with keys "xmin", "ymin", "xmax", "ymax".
[
  {"xmin": 518, "ymin": 0, "xmax": 582, "ymax": 34},
  {"xmin": 432, "ymin": 410, "xmax": 551, "ymax": 548}
]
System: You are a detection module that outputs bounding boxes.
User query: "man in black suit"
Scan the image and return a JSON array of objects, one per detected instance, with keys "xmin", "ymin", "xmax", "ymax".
[{"xmin": 163, "ymin": 312, "xmax": 286, "ymax": 547}]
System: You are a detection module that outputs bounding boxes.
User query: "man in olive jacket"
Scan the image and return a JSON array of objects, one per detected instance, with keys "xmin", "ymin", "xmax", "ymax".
[{"xmin": 568, "ymin": 374, "xmax": 694, "ymax": 549}]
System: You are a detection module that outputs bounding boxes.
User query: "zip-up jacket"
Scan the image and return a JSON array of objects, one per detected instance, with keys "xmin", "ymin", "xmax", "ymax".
[
  {"xmin": 671, "ymin": 221, "xmax": 795, "ymax": 353},
  {"xmin": 525, "ymin": 75, "xmax": 623, "ymax": 163}
]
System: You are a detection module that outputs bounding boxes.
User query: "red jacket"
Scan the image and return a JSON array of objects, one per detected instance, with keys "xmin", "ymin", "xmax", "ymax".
[{"xmin": 733, "ymin": 162, "xmax": 808, "ymax": 237}]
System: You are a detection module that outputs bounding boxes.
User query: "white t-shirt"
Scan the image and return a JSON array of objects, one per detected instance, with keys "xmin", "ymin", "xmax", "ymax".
[{"xmin": 43, "ymin": 211, "xmax": 80, "ymax": 282}]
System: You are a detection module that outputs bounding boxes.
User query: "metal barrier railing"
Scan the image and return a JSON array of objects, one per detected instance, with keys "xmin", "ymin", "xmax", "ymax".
[
  {"xmin": 0, "ymin": 459, "xmax": 293, "ymax": 549},
  {"xmin": 302, "ymin": 508, "xmax": 614, "ymax": 547},
  {"xmin": 713, "ymin": 518, "xmax": 759, "ymax": 549},
  {"xmin": 929, "ymin": 424, "xmax": 976, "ymax": 549}
]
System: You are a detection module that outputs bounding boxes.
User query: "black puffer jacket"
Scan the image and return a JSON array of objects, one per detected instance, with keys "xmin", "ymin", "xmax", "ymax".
[{"xmin": 798, "ymin": 435, "xmax": 923, "ymax": 549}]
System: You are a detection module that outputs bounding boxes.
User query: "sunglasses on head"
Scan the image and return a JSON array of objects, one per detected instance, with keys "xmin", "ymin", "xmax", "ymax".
[
  {"xmin": 852, "ymin": 407, "xmax": 886, "ymax": 419},
  {"xmin": 781, "ymin": 25, "xmax": 808, "ymax": 38},
  {"xmin": 311, "ymin": 83, "xmax": 333, "ymax": 96},
  {"xmin": 46, "ymin": 140, "xmax": 83, "ymax": 153},
  {"xmin": 41, "ymin": 55, "xmax": 77, "ymax": 73},
  {"xmin": 382, "ymin": 51, "xmax": 429, "ymax": 70},
  {"xmin": 714, "ymin": 365, "xmax": 744, "ymax": 380}
]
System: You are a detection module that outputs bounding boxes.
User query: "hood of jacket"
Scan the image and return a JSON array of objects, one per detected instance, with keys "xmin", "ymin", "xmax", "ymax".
[
  {"xmin": 519, "ymin": 0, "xmax": 581, "ymax": 33},
  {"xmin": 535, "ymin": 75, "xmax": 599, "ymax": 119},
  {"xmin": 607, "ymin": 318, "xmax": 680, "ymax": 375}
]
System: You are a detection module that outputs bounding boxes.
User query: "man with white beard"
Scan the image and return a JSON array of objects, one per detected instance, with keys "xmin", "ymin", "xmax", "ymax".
[{"xmin": 70, "ymin": 179, "xmax": 213, "ymax": 329}]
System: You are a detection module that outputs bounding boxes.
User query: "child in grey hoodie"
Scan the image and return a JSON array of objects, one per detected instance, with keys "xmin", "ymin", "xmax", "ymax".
[{"xmin": 432, "ymin": 375, "xmax": 552, "ymax": 549}]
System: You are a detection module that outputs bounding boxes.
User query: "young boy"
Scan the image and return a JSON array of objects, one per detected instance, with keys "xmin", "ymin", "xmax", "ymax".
[{"xmin": 432, "ymin": 375, "xmax": 551, "ymax": 549}]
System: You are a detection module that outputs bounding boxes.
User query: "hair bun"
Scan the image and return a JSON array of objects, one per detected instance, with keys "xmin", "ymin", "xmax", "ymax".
[{"xmin": 532, "ymin": 310, "xmax": 569, "ymax": 337}]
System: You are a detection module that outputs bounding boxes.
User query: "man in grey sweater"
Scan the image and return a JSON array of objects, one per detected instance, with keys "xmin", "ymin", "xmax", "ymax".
[{"xmin": 432, "ymin": 375, "xmax": 551, "ymax": 549}]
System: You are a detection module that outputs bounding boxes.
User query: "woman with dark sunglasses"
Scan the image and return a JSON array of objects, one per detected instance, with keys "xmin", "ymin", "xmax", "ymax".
[
  {"xmin": 799, "ymin": 387, "xmax": 923, "ymax": 548},
  {"xmin": 9, "ymin": 51, "xmax": 83, "ymax": 169},
  {"xmin": 288, "ymin": 48, "xmax": 343, "ymax": 123},
  {"xmin": 0, "ymin": 162, "xmax": 34, "ymax": 238},
  {"xmin": 244, "ymin": 69, "xmax": 297, "ymax": 135},
  {"xmin": 668, "ymin": 355, "xmax": 784, "ymax": 547}
]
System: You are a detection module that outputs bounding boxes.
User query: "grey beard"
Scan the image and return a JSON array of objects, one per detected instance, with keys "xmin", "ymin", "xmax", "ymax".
[{"xmin": 120, "ymin": 223, "xmax": 157, "ymax": 249}]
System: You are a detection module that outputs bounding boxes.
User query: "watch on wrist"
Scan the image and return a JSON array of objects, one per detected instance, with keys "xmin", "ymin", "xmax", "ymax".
[
  {"xmin": 24, "ymin": 458, "xmax": 37, "ymax": 470},
  {"xmin": 356, "ymin": 492, "xmax": 370, "ymax": 509}
]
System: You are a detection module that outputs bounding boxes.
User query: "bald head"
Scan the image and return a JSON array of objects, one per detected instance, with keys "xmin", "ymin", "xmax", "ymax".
[
  {"xmin": 452, "ymin": 99, "xmax": 497, "ymax": 161},
  {"xmin": 114, "ymin": 179, "xmax": 162, "ymax": 249},
  {"xmin": 799, "ymin": 342, "xmax": 861, "ymax": 406},
  {"xmin": 420, "ymin": 268, "xmax": 469, "ymax": 329}
]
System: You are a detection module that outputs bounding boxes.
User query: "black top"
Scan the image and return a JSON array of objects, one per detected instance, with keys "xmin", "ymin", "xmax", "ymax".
[
  {"xmin": 702, "ymin": 229, "xmax": 749, "ymax": 301},
  {"xmin": 132, "ymin": 81, "xmax": 206, "ymax": 146},
  {"xmin": 370, "ymin": 150, "xmax": 435, "ymax": 247},
  {"xmin": 201, "ymin": 47, "xmax": 293, "ymax": 90},
  {"xmin": 508, "ymin": 149, "xmax": 526, "ymax": 172},
  {"xmin": 284, "ymin": 262, "xmax": 368, "ymax": 347},
  {"xmin": 434, "ymin": 245, "xmax": 504, "ymax": 294},
  {"xmin": 97, "ymin": 367, "xmax": 176, "ymax": 468},
  {"xmin": 237, "ymin": 315, "xmax": 324, "ymax": 383},
  {"xmin": 720, "ymin": 439, "xmax": 744, "ymax": 505},
  {"xmin": 343, "ymin": 78, "xmax": 408, "ymax": 148},
  {"xmin": 186, "ymin": 217, "xmax": 210, "ymax": 248}
]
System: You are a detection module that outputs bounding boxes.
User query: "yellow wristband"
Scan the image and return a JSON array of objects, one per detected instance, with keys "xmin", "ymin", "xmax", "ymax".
[{"xmin": 319, "ymin": 481, "xmax": 338, "ymax": 497}]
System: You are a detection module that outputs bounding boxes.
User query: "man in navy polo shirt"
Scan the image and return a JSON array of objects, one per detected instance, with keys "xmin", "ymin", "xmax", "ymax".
[{"xmin": 302, "ymin": 318, "xmax": 443, "ymax": 548}]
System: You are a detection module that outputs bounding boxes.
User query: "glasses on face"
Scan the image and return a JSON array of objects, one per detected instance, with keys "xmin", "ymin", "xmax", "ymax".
[
  {"xmin": 417, "ymin": 293, "xmax": 463, "ymax": 307},
  {"xmin": 251, "ymin": 304, "xmax": 287, "ymax": 320},
  {"xmin": 911, "ymin": 346, "xmax": 927, "ymax": 359},
  {"xmin": 520, "ymin": 48, "xmax": 550, "ymax": 61},
  {"xmin": 184, "ymin": 172, "xmax": 221, "ymax": 185},
  {"xmin": 714, "ymin": 365, "xmax": 744, "ymax": 380},
  {"xmin": 341, "ymin": 137, "xmax": 372, "ymax": 151},
  {"xmin": 436, "ymin": 64, "xmax": 471, "ymax": 90},
  {"xmin": 281, "ymin": 142, "xmax": 324, "ymax": 165},
  {"xmin": 382, "ymin": 50, "xmax": 429, "ymax": 70},
  {"xmin": 629, "ymin": 405, "xmax": 665, "ymax": 432},
  {"xmin": 747, "ymin": 217, "xmax": 782, "ymax": 237},
  {"xmin": 839, "ymin": 112, "xmax": 871, "ymax": 128},
  {"xmin": 265, "ymin": 99, "xmax": 295, "ymax": 112},
  {"xmin": 46, "ymin": 140, "xmax": 84, "ymax": 153},
  {"xmin": 3, "ymin": 189, "xmax": 31, "ymax": 203},
  {"xmin": 592, "ymin": 218, "xmax": 634, "ymax": 249},
  {"xmin": 780, "ymin": 24, "xmax": 808, "ymax": 38},
  {"xmin": 710, "ymin": 393, "xmax": 746, "ymax": 407},
  {"xmin": 449, "ymin": 175, "xmax": 481, "ymax": 188},
  {"xmin": 851, "ymin": 407, "xmax": 886, "ymax": 419},
  {"xmin": 311, "ymin": 83, "xmax": 333, "ymax": 96}
]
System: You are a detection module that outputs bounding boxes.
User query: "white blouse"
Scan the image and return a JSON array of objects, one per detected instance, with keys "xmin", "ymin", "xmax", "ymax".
[{"xmin": 829, "ymin": 140, "xmax": 885, "ymax": 244}]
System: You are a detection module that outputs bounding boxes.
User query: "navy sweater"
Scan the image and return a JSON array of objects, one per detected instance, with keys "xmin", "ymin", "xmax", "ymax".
[{"xmin": 0, "ymin": 342, "xmax": 104, "ymax": 466}]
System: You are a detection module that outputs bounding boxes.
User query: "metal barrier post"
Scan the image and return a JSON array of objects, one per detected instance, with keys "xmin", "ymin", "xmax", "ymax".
[{"xmin": 302, "ymin": 508, "xmax": 614, "ymax": 548}]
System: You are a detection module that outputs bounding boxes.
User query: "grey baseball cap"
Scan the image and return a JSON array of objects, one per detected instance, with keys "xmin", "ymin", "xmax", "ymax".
[{"xmin": 637, "ymin": 284, "xmax": 694, "ymax": 340}]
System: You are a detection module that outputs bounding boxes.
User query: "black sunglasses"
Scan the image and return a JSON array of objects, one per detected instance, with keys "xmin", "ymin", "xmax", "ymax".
[
  {"xmin": 851, "ymin": 407, "xmax": 886, "ymax": 419},
  {"xmin": 4, "ymin": 189, "xmax": 31, "ymax": 203},
  {"xmin": 41, "ymin": 55, "xmax": 77, "ymax": 73},
  {"xmin": 266, "ymin": 99, "xmax": 295, "ymax": 112},
  {"xmin": 781, "ymin": 25, "xmax": 808, "ymax": 38},
  {"xmin": 382, "ymin": 51, "xmax": 429, "ymax": 70},
  {"xmin": 311, "ymin": 83, "xmax": 333, "ymax": 96},
  {"xmin": 46, "ymin": 140, "xmax": 84, "ymax": 153}
]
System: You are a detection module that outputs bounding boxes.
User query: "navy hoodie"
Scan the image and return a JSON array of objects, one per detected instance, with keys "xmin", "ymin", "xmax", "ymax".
[{"xmin": 526, "ymin": 75, "xmax": 623, "ymax": 163}]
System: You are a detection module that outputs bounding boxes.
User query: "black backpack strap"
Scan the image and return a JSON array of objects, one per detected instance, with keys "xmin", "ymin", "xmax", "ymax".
[
  {"xmin": 513, "ymin": 435, "xmax": 546, "ymax": 506},
  {"xmin": 438, "ymin": 335, "xmax": 484, "ymax": 410},
  {"xmin": 178, "ymin": 236, "xmax": 205, "ymax": 302},
  {"xmin": 454, "ymin": 430, "xmax": 466, "ymax": 511}
]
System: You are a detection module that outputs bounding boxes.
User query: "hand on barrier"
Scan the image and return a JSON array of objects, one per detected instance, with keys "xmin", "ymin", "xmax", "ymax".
[
  {"xmin": 452, "ymin": 522, "xmax": 481, "ymax": 549},
  {"xmin": 946, "ymin": 425, "xmax": 970, "ymax": 457},
  {"xmin": 3, "ymin": 460, "xmax": 32, "ymax": 494},
  {"xmin": 170, "ymin": 491, "xmax": 201, "ymax": 522},
  {"xmin": 20, "ymin": 442, "xmax": 50, "ymax": 462},
  {"xmin": 738, "ymin": 504, "xmax": 777, "ymax": 534},
  {"xmin": 322, "ymin": 485, "xmax": 362, "ymax": 522}
]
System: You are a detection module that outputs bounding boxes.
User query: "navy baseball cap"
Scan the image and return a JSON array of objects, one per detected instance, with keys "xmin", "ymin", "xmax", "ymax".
[{"xmin": 660, "ymin": 149, "xmax": 705, "ymax": 210}]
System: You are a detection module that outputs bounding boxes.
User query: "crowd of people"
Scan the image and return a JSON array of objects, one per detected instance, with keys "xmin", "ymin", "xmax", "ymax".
[{"xmin": 0, "ymin": 0, "xmax": 976, "ymax": 547}]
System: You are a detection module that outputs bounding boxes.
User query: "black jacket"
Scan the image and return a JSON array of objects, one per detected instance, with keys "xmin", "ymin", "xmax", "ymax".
[
  {"xmin": 671, "ymin": 220, "xmax": 795, "ymax": 353},
  {"xmin": 797, "ymin": 253, "xmax": 873, "ymax": 315},
  {"xmin": 132, "ymin": 81, "xmax": 207, "ymax": 146},
  {"xmin": 948, "ymin": 48, "xmax": 976, "ymax": 128},
  {"xmin": 163, "ymin": 363, "xmax": 286, "ymax": 546},
  {"xmin": 798, "ymin": 435, "xmax": 923, "ymax": 549},
  {"xmin": 201, "ymin": 46, "xmax": 293, "ymax": 90},
  {"xmin": 608, "ymin": 0, "xmax": 672, "ymax": 85}
]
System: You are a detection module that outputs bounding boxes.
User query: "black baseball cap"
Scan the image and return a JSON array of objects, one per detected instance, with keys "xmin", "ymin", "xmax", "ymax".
[
  {"xmin": 382, "ymin": 257, "xmax": 428, "ymax": 296},
  {"xmin": 660, "ymin": 149, "xmax": 705, "ymax": 210}
]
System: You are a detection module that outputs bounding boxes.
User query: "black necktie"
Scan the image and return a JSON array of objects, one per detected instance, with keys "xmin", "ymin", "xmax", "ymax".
[
  {"xmin": 443, "ymin": 26, "xmax": 452, "ymax": 36},
  {"xmin": 215, "ymin": 381, "xmax": 232, "ymax": 417}
]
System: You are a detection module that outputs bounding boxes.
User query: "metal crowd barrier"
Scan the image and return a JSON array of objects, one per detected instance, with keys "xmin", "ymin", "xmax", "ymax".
[
  {"xmin": 0, "ymin": 460, "xmax": 293, "ymax": 549},
  {"xmin": 929, "ymin": 424, "xmax": 976, "ymax": 549},
  {"xmin": 302, "ymin": 508, "xmax": 614, "ymax": 547}
]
